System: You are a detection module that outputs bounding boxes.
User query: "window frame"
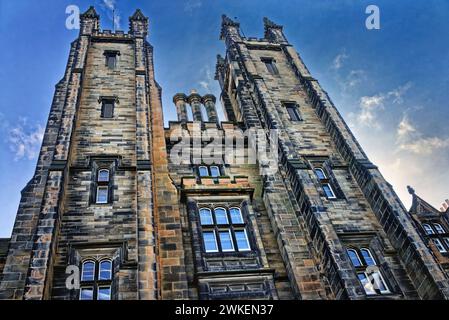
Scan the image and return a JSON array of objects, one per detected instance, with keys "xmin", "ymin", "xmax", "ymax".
[
  {"xmin": 433, "ymin": 223, "xmax": 446, "ymax": 234},
  {"xmin": 234, "ymin": 229, "xmax": 251, "ymax": 252},
  {"xmin": 284, "ymin": 102, "xmax": 302, "ymax": 121},
  {"xmin": 202, "ymin": 230, "xmax": 219, "ymax": 253},
  {"xmin": 346, "ymin": 247, "xmax": 391, "ymax": 296},
  {"xmin": 198, "ymin": 206, "xmax": 253, "ymax": 255},
  {"xmin": 261, "ymin": 57, "xmax": 279, "ymax": 75},
  {"xmin": 433, "ymin": 238, "xmax": 447, "ymax": 253},
  {"xmin": 101, "ymin": 99, "xmax": 115, "ymax": 119},
  {"xmin": 218, "ymin": 229, "xmax": 235, "ymax": 252},
  {"xmin": 422, "ymin": 223, "xmax": 435, "ymax": 235},
  {"xmin": 79, "ymin": 258, "xmax": 114, "ymax": 300}
]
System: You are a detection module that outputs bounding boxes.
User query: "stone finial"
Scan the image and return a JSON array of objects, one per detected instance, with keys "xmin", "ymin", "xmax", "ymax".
[
  {"xmin": 263, "ymin": 17, "xmax": 283, "ymax": 30},
  {"xmin": 263, "ymin": 17, "xmax": 287, "ymax": 43},
  {"xmin": 220, "ymin": 15, "xmax": 241, "ymax": 40},
  {"xmin": 129, "ymin": 9, "xmax": 149, "ymax": 38},
  {"xmin": 407, "ymin": 185, "xmax": 415, "ymax": 195},
  {"xmin": 80, "ymin": 6, "xmax": 100, "ymax": 35}
]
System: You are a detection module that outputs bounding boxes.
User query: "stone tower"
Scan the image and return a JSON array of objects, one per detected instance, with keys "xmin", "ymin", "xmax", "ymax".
[
  {"xmin": 0, "ymin": 7, "xmax": 187, "ymax": 300},
  {"xmin": 1, "ymin": 8, "xmax": 449, "ymax": 300}
]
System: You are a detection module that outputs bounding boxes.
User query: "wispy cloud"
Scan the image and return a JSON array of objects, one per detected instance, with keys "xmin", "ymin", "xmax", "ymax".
[
  {"xmin": 2, "ymin": 117, "xmax": 44, "ymax": 161},
  {"xmin": 184, "ymin": 0, "xmax": 203, "ymax": 12},
  {"xmin": 102, "ymin": 0, "xmax": 121, "ymax": 30},
  {"xmin": 198, "ymin": 66, "xmax": 214, "ymax": 92},
  {"xmin": 396, "ymin": 113, "xmax": 449, "ymax": 155},
  {"xmin": 350, "ymin": 82, "xmax": 412, "ymax": 129},
  {"xmin": 331, "ymin": 51, "xmax": 348, "ymax": 70}
]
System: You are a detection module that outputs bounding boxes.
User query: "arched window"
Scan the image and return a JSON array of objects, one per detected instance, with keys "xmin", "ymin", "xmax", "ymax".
[
  {"xmin": 198, "ymin": 166, "xmax": 209, "ymax": 177},
  {"xmin": 99, "ymin": 259, "xmax": 112, "ymax": 280},
  {"xmin": 314, "ymin": 168, "xmax": 327, "ymax": 180},
  {"xmin": 346, "ymin": 249, "xmax": 362, "ymax": 267},
  {"xmin": 199, "ymin": 208, "xmax": 213, "ymax": 225},
  {"xmin": 422, "ymin": 223, "xmax": 434, "ymax": 235},
  {"xmin": 210, "ymin": 166, "xmax": 220, "ymax": 178},
  {"xmin": 360, "ymin": 248, "xmax": 376, "ymax": 266},
  {"xmin": 433, "ymin": 223, "xmax": 445, "ymax": 234},
  {"xmin": 98, "ymin": 169, "xmax": 110, "ymax": 182},
  {"xmin": 229, "ymin": 207, "xmax": 244, "ymax": 224},
  {"xmin": 214, "ymin": 207, "xmax": 228, "ymax": 225},
  {"xmin": 81, "ymin": 260, "xmax": 95, "ymax": 282}
]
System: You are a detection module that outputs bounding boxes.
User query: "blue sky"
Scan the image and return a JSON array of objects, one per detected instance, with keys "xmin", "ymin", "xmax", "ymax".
[{"xmin": 0, "ymin": 0, "xmax": 448, "ymax": 237}]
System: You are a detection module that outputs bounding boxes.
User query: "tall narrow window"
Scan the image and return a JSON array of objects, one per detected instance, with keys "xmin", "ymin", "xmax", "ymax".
[
  {"xmin": 210, "ymin": 166, "xmax": 220, "ymax": 178},
  {"xmin": 101, "ymin": 100, "xmax": 114, "ymax": 118},
  {"xmin": 98, "ymin": 259, "xmax": 112, "ymax": 280},
  {"xmin": 104, "ymin": 50, "xmax": 119, "ymax": 69},
  {"xmin": 95, "ymin": 169, "xmax": 110, "ymax": 204},
  {"xmin": 219, "ymin": 230, "xmax": 235, "ymax": 252},
  {"xmin": 433, "ymin": 239, "xmax": 447, "ymax": 253},
  {"xmin": 229, "ymin": 207, "xmax": 244, "ymax": 224},
  {"xmin": 199, "ymin": 166, "xmax": 209, "ymax": 177},
  {"xmin": 346, "ymin": 247, "xmax": 390, "ymax": 296},
  {"xmin": 214, "ymin": 208, "xmax": 229, "ymax": 225},
  {"xmin": 315, "ymin": 167, "xmax": 337, "ymax": 199},
  {"xmin": 346, "ymin": 249, "xmax": 362, "ymax": 267},
  {"xmin": 81, "ymin": 260, "xmax": 95, "ymax": 282},
  {"xmin": 199, "ymin": 208, "xmax": 214, "ymax": 225},
  {"xmin": 235, "ymin": 230, "xmax": 251, "ymax": 251},
  {"xmin": 261, "ymin": 57, "xmax": 279, "ymax": 75},
  {"xmin": 284, "ymin": 102, "xmax": 302, "ymax": 121},
  {"xmin": 203, "ymin": 231, "xmax": 219, "ymax": 253},
  {"xmin": 433, "ymin": 223, "xmax": 446, "ymax": 234},
  {"xmin": 422, "ymin": 224, "xmax": 434, "ymax": 235}
]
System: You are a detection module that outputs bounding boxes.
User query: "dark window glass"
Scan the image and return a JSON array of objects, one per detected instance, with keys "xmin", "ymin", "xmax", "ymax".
[
  {"xmin": 101, "ymin": 101, "xmax": 114, "ymax": 118},
  {"xmin": 262, "ymin": 58, "xmax": 279, "ymax": 75},
  {"xmin": 106, "ymin": 55, "xmax": 116, "ymax": 69},
  {"xmin": 285, "ymin": 103, "xmax": 302, "ymax": 121}
]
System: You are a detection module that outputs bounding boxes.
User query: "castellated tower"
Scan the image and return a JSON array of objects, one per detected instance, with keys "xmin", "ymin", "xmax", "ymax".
[{"xmin": 0, "ymin": 7, "xmax": 448, "ymax": 300}]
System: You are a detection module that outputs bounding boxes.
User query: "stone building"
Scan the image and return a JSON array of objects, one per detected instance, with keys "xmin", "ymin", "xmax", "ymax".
[{"xmin": 0, "ymin": 7, "xmax": 448, "ymax": 300}]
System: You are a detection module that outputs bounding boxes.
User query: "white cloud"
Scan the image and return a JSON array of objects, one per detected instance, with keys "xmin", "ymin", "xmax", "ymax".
[
  {"xmin": 350, "ymin": 83, "xmax": 412, "ymax": 129},
  {"xmin": 2, "ymin": 117, "xmax": 44, "ymax": 161},
  {"xmin": 198, "ymin": 66, "xmax": 214, "ymax": 92},
  {"xmin": 184, "ymin": 0, "xmax": 202, "ymax": 12},
  {"xmin": 332, "ymin": 52, "xmax": 348, "ymax": 70},
  {"xmin": 395, "ymin": 113, "xmax": 449, "ymax": 155},
  {"xmin": 102, "ymin": 0, "xmax": 121, "ymax": 30}
]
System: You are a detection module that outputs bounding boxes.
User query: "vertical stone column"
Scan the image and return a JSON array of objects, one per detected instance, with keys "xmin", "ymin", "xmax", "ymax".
[
  {"xmin": 202, "ymin": 94, "xmax": 218, "ymax": 124},
  {"xmin": 188, "ymin": 90, "xmax": 203, "ymax": 122},
  {"xmin": 173, "ymin": 93, "xmax": 188, "ymax": 123}
]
